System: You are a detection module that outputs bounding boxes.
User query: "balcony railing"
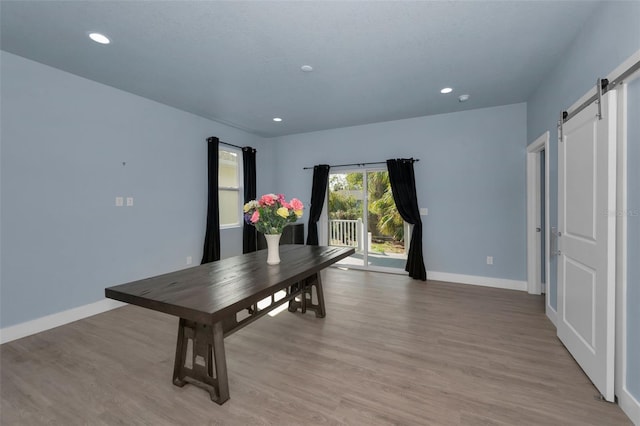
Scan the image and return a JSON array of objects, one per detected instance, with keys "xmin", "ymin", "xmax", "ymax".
[
  {"xmin": 329, "ymin": 219, "xmax": 362, "ymax": 248},
  {"xmin": 329, "ymin": 219, "xmax": 411, "ymax": 254}
]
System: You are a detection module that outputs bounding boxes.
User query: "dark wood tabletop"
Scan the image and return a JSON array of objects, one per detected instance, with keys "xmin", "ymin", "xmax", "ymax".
[{"xmin": 105, "ymin": 245, "xmax": 354, "ymax": 325}]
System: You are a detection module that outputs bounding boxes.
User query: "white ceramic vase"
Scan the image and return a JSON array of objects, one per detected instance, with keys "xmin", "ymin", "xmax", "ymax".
[{"xmin": 264, "ymin": 233, "xmax": 282, "ymax": 265}]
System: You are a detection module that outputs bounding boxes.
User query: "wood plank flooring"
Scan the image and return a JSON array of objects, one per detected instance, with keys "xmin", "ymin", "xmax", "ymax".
[{"xmin": 0, "ymin": 269, "xmax": 631, "ymax": 425}]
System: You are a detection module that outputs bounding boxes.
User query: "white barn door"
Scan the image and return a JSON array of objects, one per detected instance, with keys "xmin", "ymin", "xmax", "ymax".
[{"xmin": 558, "ymin": 90, "xmax": 617, "ymax": 401}]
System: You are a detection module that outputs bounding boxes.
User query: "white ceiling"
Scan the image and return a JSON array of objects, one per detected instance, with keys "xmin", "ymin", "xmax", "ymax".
[{"xmin": 1, "ymin": 1, "xmax": 602, "ymax": 138}]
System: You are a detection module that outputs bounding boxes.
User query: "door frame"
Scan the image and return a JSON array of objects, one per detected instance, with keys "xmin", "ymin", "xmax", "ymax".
[
  {"xmin": 526, "ymin": 131, "xmax": 551, "ymax": 302},
  {"xmin": 614, "ymin": 78, "xmax": 630, "ymax": 416}
]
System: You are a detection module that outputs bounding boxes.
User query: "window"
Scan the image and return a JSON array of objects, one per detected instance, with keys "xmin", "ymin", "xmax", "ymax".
[{"xmin": 219, "ymin": 148, "xmax": 242, "ymax": 227}]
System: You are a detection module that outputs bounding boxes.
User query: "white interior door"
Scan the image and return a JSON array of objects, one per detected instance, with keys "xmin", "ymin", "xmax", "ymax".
[{"xmin": 558, "ymin": 90, "xmax": 617, "ymax": 401}]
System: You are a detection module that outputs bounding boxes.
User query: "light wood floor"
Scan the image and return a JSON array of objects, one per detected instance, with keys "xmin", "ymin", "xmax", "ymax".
[{"xmin": 1, "ymin": 269, "xmax": 631, "ymax": 425}]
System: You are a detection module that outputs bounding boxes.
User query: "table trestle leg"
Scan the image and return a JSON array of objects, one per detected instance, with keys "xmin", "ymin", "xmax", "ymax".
[
  {"xmin": 287, "ymin": 273, "xmax": 326, "ymax": 318},
  {"xmin": 172, "ymin": 319, "xmax": 230, "ymax": 404}
]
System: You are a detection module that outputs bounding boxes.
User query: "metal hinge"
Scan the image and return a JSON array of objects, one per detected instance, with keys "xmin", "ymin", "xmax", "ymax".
[{"xmin": 551, "ymin": 227, "xmax": 561, "ymax": 256}]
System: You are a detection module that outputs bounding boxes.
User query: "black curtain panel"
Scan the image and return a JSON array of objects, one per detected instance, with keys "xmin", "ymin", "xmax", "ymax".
[
  {"xmin": 386, "ymin": 158, "xmax": 427, "ymax": 281},
  {"xmin": 306, "ymin": 164, "xmax": 330, "ymax": 245},
  {"xmin": 201, "ymin": 137, "xmax": 221, "ymax": 264},
  {"xmin": 242, "ymin": 146, "xmax": 257, "ymax": 253}
]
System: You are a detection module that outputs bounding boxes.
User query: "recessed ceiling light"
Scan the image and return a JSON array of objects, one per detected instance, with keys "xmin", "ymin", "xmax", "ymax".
[
  {"xmin": 89, "ymin": 32, "xmax": 110, "ymax": 44},
  {"xmin": 301, "ymin": 65, "xmax": 313, "ymax": 72},
  {"xmin": 440, "ymin": 87, "xmax": 453, "ymax": 94},
  {"xmin": 273, "ymin": 117, "xmax": 283, "ymax": 122},
  {"xmin": 458, "ymin": 94, "xmax": 470, "ymax": 102}
]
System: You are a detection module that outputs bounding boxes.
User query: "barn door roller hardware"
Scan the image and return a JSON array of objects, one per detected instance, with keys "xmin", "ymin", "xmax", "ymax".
[
  {"xmin": 559, "ymin": 78, "xmax": 608, "ymax": 140},
  {"xmin": 558, "ymin": 111, "xmax": 568, "ymax": 142},
  {"xmin": 561, "ymin": 59, "xmax": 640, "ymax": 125},
  {"xmin": 596, "ymin": 78, "xmax": 608, "ymax": 120}
]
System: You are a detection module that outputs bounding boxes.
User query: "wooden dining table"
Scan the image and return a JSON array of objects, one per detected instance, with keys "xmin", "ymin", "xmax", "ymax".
[{"xmin": 105, "ymin": 244, "xmax": 354, "ymax": 404}]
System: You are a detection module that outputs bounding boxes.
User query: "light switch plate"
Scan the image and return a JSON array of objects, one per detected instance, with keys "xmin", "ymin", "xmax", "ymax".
[
  {"xmin": 115, "ymin": 197, "xmax": 124, "ymax": 207},
  {"xmin": 419, "ymin": 208, "xmax": 428, "ymax": 215},
  {"xmin": 126, "ymin": 197, "xmax": 134, "ymax": 207}
]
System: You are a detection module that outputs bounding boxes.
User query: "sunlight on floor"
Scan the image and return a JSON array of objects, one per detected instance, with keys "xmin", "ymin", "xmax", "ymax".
[
  {"xmin": 267, "ymin": 303, "xmax": 290, "ymax": 317},
  {"xmin": 255, "ymin": 290, "xmax": 289, "ymax": 317}
]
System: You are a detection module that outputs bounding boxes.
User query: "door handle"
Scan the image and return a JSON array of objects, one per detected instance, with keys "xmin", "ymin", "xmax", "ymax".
[
  {"xmin": 536, "ymin": 227, "xmax": 541, "ymax": 232},
  {"xmin": 551, "ymin": 227, "xmax": 561, "ymax": 256}
]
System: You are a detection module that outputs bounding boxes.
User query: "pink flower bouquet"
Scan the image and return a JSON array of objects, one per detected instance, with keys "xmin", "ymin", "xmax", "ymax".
[{"xmin": 243, "ymin": 194, "xmax": 304, "ymax": 235}]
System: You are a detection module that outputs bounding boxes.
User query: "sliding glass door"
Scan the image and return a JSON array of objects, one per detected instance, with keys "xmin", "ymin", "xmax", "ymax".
[
  {"xmin": 328, "ymin": 171, "xmax": 366, "ymax": 267},
  {"xmin": 328, "ymin": 169, "xmax": 408, "ymax": 272}
]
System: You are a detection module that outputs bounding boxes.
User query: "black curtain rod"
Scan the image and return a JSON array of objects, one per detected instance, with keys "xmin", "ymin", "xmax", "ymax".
[
  {"xmin": 220, "ymin": 140, "xmax": 244, "ymax": 150},
  {"xmin": 303, "ymin": 158, "xmax": 419, "ymax": 170},
  {"xmin": 207, "ymin": 137, "xmax": 252, "ymax": 151}
]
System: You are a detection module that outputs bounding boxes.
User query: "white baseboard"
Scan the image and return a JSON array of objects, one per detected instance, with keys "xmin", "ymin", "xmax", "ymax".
[
  {"xmin": 0, "ymin": 270, "xmax": 525, "ymax": 344},
  {"xmin": 428, "ymin": 270, "xmax": 527, "ymax": 292},
  {"xmin": 619, "ymin": 386, "xmax": 640, "ymax": 426},
  {"xmin": 0, "ymin": 299, "xmax": 126, "ymax": 345}
]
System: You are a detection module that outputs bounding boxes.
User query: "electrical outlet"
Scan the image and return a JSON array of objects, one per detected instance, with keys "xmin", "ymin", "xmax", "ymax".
[
  {"xmin": 487, "ymin": 256, "xmax": 493, "ymax": 265},
  {"xmin": 115, "ymin": 197, "xmax": 124, "ymax": 207},
  {"xmin": 126, "ymin": 197, "xmax": 134, "ymax": 207},
  {"xmin": 186, "ymin": 256, "xmax": 193, "ymax": 265}
]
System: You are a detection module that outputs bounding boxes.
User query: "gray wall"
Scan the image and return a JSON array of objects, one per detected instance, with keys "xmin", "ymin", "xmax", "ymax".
[
  {"xmin": 525, "ymin": 0, "xmax": 640, "ymax": 405},
  {"xmin": 0, "ymin": 51, "xmax": 273, "ymax": 328},
  {"xmin": 270, "ymin": 103, "xmax": 527, "ymax": 281}
]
